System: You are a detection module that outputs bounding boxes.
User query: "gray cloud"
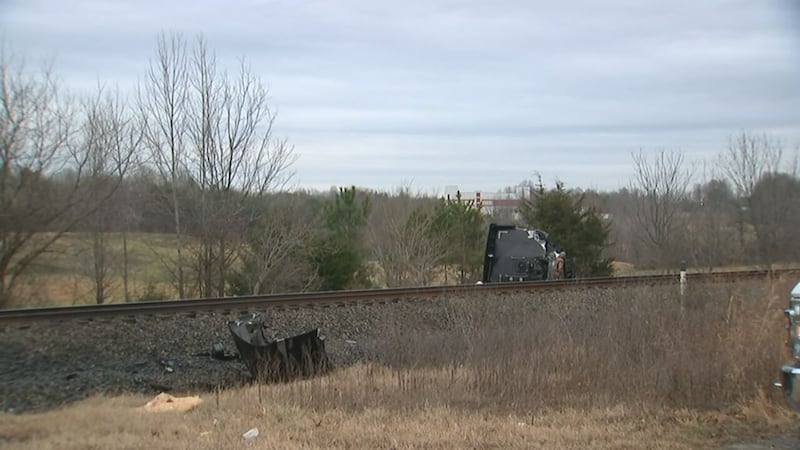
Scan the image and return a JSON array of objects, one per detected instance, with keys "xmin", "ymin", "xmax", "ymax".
[{"xmin": 2, "ymin": 0, "xmax": 798, "ymax": 192}]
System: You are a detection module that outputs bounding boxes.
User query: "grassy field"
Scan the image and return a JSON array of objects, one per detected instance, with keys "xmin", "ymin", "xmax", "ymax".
[
  {"xmin": 11, "ymin": 232, "xmax": 180, "ymax": 307},
  {"xmin": 3, "ymin": 275, "xmax": 800, "ymax": 448},
  {"xmin": 1, "ymin": 365, "xmax": 797, "ymax": 450},
  {"xmin": 610, "ymin": 260, "xmax": 800, "ymax": 276},
  {"xmin": 10, "ymin": 232, "xmax": 800, "ymax": 309}
]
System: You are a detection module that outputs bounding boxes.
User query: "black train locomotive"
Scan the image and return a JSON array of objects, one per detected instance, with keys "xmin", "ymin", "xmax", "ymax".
[{"xmin": 481, "ymin": 223, "xmax": 570, "ymax": 283}]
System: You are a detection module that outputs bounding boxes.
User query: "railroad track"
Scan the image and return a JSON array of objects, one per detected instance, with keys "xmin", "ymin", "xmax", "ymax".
[{"xmin": 1, "ymin": 268, "xmax": 795, "ymax": 324}]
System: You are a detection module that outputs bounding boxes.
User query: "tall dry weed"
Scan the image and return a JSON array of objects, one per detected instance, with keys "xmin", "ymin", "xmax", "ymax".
[{"xmin": 355, "ymin": 277, "xmax": 794, "ymax": 414}]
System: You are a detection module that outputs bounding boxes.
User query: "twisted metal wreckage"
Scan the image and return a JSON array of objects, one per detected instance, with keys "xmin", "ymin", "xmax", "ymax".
[{"xmin": 223, "ymin": 314, "xmax": 331, "ymax": 381}]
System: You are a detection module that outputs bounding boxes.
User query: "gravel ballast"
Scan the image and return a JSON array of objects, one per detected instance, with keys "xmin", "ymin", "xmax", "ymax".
[
  {"xmin": 4, "ymin": 280, "xmax": 777, "ymax": 414},
  {"xmin": 0, "ymin": 295, "xmax": 464, "ymax": 413}
]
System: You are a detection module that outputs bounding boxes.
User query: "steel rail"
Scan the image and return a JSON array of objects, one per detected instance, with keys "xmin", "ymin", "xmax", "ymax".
[{"xmin": 0, "ymin": 268, "xmax": 795, "ymax": 324}]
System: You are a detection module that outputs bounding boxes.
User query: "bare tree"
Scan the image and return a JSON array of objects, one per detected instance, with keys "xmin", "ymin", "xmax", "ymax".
[
  {"xmin": 117, "ymin": 179, "xmax": 137, "ymax": 301},
  {"xmin": 139, "ymin": 34, "xmax": 295, "ymax": 299},
  {"xmin": 688, "ymin": 176, "xmax": 738, "ymax": 270},
  {"xmin": 0, "ymin": 48, "xmax": 78, "ymax": 306},
  {"xmin": 0, "ymin": 46, "xmax": 137, "ymax": 307},
  {"xmin": 82, "ymin": 87, "xmax": 140, "ymax": 303},
  {"xmin": 138, "ymin": 33, "xmax": 191, "ymax": 298},
  {"xmin": 404, "ymin": 206, "xmax": 448, "ymax": 286},
  {"xmin": 721, "ymin": 132, "xmax": 783, "ymax": 203},
  {"xmin": 185, "ymin": 36, "xmax": 295, "ymax": 297},
  {"xmin": 236, "ymin": 194, "xmax": 318, "ymax": 294},
  {"xmin": 368, "ymin": 189, "xmax": 444, "ymax": 287},
  {"xmin": 749, "ymin": 172, "xmax": 800, "ymax": 266},
  {"xmin": 629, "ymin": 150, "xmax": 694, "ymax": 268},
  {"xmin": 601, "ymin": 187, "xmax": 640, "ymax": 266},
  {"xmin": 719, "ymin": 132, "xmax": 784, "ymax": 265}
]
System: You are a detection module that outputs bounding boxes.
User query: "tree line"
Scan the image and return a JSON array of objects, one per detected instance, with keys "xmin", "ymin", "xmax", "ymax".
[
  {"xmin": 607, "ymin": 138, "xmax": 799, "ymax": 271},
  {"xmin": 2, "ymin": 35, "xmax": 798, "ymax": 307}
]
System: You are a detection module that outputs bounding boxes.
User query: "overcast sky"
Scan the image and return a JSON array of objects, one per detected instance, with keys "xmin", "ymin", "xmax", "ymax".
[{"xmin": 2, "ymin": 0, "xmax": 799, "ymax": 193}]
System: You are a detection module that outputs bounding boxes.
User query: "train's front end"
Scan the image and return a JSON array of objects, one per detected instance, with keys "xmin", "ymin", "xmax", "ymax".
[{"xmin": 481, "ymin": 223, "xmax": 562, "ymax": 283}]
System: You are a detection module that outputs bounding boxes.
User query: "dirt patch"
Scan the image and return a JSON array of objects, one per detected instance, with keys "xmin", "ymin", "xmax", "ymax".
[{"xmin": 723, "ymin": 435, "xmax": 800, "ymax": 449}]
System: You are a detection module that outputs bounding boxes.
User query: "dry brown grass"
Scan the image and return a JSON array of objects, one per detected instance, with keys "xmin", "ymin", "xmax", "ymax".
[
  {"xmin": 3, "ymin": 275, "xmax": 800, "ymax": 448},
  {"xmin": 614, "ymin": 261, "xmax": 800, "ymax": 276},
  {"xmin": 1, "ymin": 363, "xmax": 797, "ymax": 450},
  {"xmin": 361, "ymin": 274, "xmax": 800, "ymax": 412}
]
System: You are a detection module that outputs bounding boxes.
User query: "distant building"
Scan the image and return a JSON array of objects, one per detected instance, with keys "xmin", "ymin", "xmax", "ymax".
[{"xmin": 444, "ymin": 185, "xmax": 523, "ymax": 221}]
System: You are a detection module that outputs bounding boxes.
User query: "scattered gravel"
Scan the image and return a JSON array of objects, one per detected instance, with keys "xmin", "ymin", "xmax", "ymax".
[{"xmin": 0, "ymin": 296, "xmax": 461, "ymax": 413}]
